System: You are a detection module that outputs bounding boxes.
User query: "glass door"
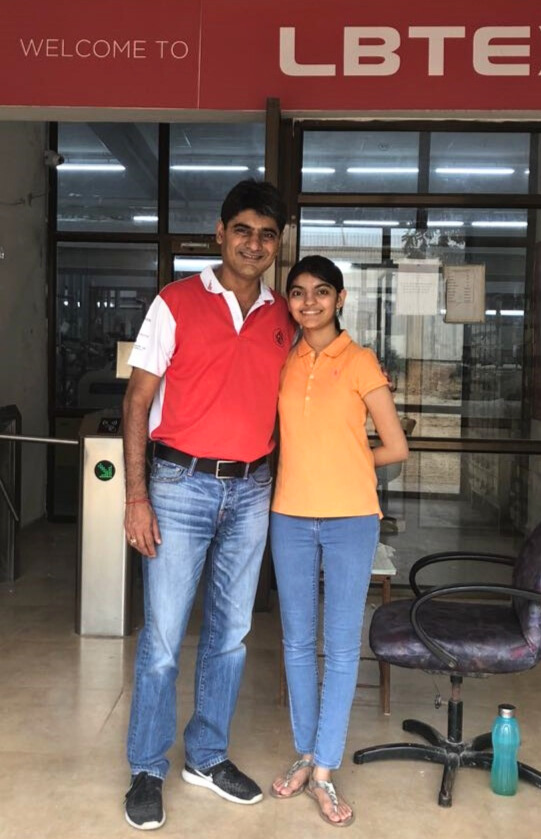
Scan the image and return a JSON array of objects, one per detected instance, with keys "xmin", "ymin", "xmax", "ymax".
[{"xmin": 289, "ymin": 123, "xmax": 541, "ymax": 582}]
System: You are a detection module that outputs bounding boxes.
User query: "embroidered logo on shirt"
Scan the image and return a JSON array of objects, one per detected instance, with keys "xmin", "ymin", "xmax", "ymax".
[{"xmin": 274, "ymin": 328, "xmax": 285, "ymax": 347}]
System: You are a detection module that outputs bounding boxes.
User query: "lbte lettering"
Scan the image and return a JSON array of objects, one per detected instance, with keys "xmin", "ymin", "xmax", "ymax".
[{"xmin": 280, "ymin": 25, "xmax": 541, "ymax": 77}]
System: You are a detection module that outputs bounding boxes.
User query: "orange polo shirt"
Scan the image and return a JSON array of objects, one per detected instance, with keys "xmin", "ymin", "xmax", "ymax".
[{"xmin": 271, "ymin": 331, "xmax": 388, "ymax": 518}]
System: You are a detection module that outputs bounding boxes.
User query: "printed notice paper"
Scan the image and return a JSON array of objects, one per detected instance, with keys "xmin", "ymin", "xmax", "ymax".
[
  {"xmin": 444, "ymin": 265, "xmax": 485, "ymax": 323},
  {"xmin": 395, "ymin": 260, "xmax": 440, "ymax": 316}
]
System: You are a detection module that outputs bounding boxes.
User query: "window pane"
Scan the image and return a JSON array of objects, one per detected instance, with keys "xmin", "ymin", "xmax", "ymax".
[
  {"xmin": 56, "ymin": 243, "xmax": 157, "ymax": 409},
  {"xmin": 173, "ymin": 256, "xmax": 221, "ymax": 281},
  {"xmin": 302, "ymin": 131, "xmax": 420, "ymax": 193},
  {"xmin": 300, "ymin": 208, "xmax": 417, "ymax": 265},
  {"xmin": 426, "ymin": 208, "xmax": 528, "ymax": 240},
  {"xmin": 429, "ymin": 132, "xmax": 530, "ymax": 194},
  {"xmin": 382, "ymin": 452, "xmax": 533, "ymax": 583},
  {"xmin": 169, "ymin": 123, "xmax": 265, "ymax": 233},
  {"xmin": 57, "ymin": 123, "xmax": 159, "ymax": 232}
]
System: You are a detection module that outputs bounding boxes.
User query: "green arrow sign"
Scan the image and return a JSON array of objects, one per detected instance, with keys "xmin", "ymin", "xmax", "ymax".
[{"xmin": 94, "ymin": 460, "xmax": 116, "ymax": 481}]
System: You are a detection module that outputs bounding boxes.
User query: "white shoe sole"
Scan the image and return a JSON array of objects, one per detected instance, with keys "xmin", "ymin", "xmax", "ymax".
[
  {"xmin": 181, "ymin": 768, "xmax": 263, "ymax": 805},
  {"xmin": 125, "ymin": 811, "xmax": 166, "ymax": 830}
]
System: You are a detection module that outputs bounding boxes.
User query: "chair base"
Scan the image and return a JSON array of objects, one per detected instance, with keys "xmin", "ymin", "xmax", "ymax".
[{"xmin": 353, "ymin": 679, "xmax": 541, "ymax": 806}]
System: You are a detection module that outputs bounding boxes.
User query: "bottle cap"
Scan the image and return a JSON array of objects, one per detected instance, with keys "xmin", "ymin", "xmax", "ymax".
[{"xmin": 498, "ymin": 703, "xmax": 516, "ymax": 718}]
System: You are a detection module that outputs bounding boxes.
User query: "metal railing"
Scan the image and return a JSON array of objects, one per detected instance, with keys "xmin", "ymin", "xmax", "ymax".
[
  {"xmin": 0, "ymin": 405, "xmax": 22, "ymax": 583},
  {"xmin": 0, "ymin": 409, "xmax": 79, "ymax": 584}
]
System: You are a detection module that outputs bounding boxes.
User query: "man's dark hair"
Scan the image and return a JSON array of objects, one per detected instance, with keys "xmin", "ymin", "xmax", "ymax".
[{"xmin": 220, "ymin": 179, "xmax": 287, "ymax": 232}]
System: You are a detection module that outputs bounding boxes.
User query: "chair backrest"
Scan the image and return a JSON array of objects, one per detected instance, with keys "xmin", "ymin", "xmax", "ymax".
[{"xmin": 512, "ymin": 521, "xmax": 541, "ymax": 651}]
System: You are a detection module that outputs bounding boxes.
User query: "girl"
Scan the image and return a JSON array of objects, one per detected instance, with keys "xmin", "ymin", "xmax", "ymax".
[{"xmin": 270, "ymin": 255, "xmax": 408, "ymax": 827}]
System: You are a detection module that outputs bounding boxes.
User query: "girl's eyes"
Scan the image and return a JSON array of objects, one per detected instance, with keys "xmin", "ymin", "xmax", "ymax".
[{"xmin": 289, "ymin": 288, "xmax": 331, "ymax": 298}]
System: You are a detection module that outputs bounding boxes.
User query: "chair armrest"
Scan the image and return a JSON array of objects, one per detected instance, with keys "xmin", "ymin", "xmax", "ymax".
[
  {"xmin": 409, "ymin": 552, "xmax": 515, "ymax": 596},
  {"xmin": 409, "ymin": 583, "xmax": 541, "ymax": 668}
]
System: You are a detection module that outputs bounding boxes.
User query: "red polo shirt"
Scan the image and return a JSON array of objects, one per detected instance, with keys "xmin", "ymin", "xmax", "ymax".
[{"xmin": 129, "ymin": 269, "xmax": 294, "ymax": 462}]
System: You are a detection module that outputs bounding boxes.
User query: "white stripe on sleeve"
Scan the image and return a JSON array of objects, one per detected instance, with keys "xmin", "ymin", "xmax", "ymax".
[{"xmin": 128, "ymin": 296, "xmax": 176, "ymax": 378}]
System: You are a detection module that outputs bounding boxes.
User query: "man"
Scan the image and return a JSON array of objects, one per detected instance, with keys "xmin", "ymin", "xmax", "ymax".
[{"xmin": 123, "ymin": 180, "xmax": 294, "ymax": 830}]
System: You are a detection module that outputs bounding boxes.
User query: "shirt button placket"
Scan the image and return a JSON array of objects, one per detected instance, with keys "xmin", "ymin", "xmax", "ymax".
[{"xmin": 304, "ymin": 354, "xmax": 316, "ymax": 416}]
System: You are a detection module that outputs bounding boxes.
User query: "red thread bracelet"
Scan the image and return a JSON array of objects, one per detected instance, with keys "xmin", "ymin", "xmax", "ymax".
[{"xmin": 125, "ymin": 497, "xmax": 150, "ymax": 506}]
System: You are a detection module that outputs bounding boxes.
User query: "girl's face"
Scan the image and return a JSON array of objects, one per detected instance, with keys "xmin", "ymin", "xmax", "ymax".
[{"xmin": 287, "ymin": 272, "xmax": 346, "ymax": 330}]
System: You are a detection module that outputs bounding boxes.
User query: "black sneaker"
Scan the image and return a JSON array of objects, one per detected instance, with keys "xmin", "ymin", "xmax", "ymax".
[
  {"xmin": 181, "ymin": 759, "xmax": 263, "ymax": 804},
  {"xmin": 125, "ymin": 772, "xmax": 166, "ymax": 830}
]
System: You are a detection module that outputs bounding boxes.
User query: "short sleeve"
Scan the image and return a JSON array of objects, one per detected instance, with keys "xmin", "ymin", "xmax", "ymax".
[
  {"xmin": 128, "ymin": 295, "xmax": 176, "ymax": 377},
  {"xmin": 355, "ymin": 347, "xmax": 389, "ymax": 399}
]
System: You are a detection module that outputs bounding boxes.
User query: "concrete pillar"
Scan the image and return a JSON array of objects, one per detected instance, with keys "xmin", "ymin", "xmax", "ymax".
[{"xmin": 0, "ymin": 122, "xmax": 48, "ymax": 524}]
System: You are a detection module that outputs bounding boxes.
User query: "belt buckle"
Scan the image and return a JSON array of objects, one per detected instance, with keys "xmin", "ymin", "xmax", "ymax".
[{"xmin": 215, "ymin": 459, "xmax": 236, "ymax": 479}]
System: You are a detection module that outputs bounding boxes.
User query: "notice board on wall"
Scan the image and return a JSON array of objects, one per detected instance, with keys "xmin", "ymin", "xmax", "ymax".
[{"xmin": 444, "ymin": 265, "xmax": 485, "ymax": 324}]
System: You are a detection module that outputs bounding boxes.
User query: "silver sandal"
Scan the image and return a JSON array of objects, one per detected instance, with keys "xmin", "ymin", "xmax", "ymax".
[
  {"xmin": 270, "ymin": 758, "xmax": 313, "ymax": 799},
  {"xmin": 306, "ymin": 778, "xmax": 355, "ymax": 827}
]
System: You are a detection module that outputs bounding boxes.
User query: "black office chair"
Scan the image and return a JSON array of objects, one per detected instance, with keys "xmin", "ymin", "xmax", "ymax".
[{"xmin": 353, "ymin": 522, "xmax": 541, "ymax": 806}]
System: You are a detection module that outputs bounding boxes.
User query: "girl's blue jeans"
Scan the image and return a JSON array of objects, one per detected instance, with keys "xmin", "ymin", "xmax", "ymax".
[{"xmin": 270, "ymin": 512, "xmax": 380, "ymax": 769}]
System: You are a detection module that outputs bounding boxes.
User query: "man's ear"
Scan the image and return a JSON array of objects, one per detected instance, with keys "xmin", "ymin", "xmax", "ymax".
[{"xmin": 215, "ymin": 220, "xmax": 224, "ymax": 245}]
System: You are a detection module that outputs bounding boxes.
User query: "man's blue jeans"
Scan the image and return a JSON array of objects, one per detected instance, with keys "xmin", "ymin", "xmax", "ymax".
[
  {"xmin": 270, "ymin": 512, "xmax": 380, "ymax": 769},
  {"xmin": 127, "ymin": 456, "xmax": 273, "ymax": 779}
]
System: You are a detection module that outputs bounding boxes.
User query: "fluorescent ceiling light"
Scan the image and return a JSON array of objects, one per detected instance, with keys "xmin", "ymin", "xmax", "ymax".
[
  {"xmin": 427, "ymin": 220, "xmax": 464, "ymax": 228},
  {"xmin": 58, "ymin": 163, "xmax": 125, "ymax": 172},
  {"xmin": 435, "ymin": 167, "xmax": 515, "ymax": 175},
  {"xmin": 170, "ymin": 165, "xmax": 249, "ymax": 172},
  {"xmin": 347, "ymin": 167, "xmax": 419, "ymax": 174},
  {"xmin": 303, "ymin": 219, "xmax": 336, "ymax": 225},
  {"xmin": 302, "ymin": 167, "xmax": 336, "ymax": 174},
  {"xmin": 173, "ymin": 257, "xmax": 220, "ymax": 272},
  {"xmin": 133, "ymin": 215, "xmax": 158, "ymax": 223},
  {"xmin": 343, "ymin": 220, "xmax": 399, "ymax": 227},
  {"xmin": 471, "ymin": 221, "xmax": 527, "ymax": 228}
]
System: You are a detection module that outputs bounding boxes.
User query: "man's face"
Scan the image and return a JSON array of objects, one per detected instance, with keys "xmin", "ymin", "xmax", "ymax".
[{"xmin": 216, "ymin": 209, "xmax": 281, "ymax": 282}]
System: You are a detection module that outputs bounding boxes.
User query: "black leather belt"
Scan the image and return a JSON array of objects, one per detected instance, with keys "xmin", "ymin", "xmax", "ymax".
[{"xmin": 154, "ymin": 443, "xmax": 268, "ymax": 479}]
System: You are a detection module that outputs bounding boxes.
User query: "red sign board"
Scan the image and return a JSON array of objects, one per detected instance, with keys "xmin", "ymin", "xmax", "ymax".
[{"xmin": 2, "ymin": 0, "xmax": 541, "ymax": 111}]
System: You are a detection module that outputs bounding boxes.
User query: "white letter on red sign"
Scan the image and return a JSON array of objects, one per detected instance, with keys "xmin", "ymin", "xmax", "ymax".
[
  {"xmin": 344, "ymin": 27, "xmax": 400, "ymax": 76},
  {"xmin": 279, "ymin": 27, "xmax": 336, "ymax": 76},
  {"xmin": 408, "ymin": 26, "xmax": 466, "ymax": 75},
  {"xmin": 473, "ymin": 27, "xmax": 530, "ymax": 76}
]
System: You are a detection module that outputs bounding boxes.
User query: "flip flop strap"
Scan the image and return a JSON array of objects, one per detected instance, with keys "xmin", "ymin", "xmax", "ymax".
[
  {"xmin": 284, "ymin": 758, "xmax": 312, "ymax": 786},
  {"xmin": 309, "ymin": 779, "xmax": 339, "ymax": 811}
]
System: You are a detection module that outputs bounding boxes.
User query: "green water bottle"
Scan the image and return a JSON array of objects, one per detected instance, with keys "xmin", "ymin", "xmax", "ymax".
[{"xmin": 490, "ymin": 703, "xmax": 520, "ymax": 796}]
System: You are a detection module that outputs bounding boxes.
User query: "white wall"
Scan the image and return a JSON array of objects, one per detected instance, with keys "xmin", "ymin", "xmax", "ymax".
[{"xmin": 0, "ymin": 122, "xmax": 48, "ymax": 525}]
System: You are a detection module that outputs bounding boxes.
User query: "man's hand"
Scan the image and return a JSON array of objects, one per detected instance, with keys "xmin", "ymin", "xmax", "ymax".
[
  {"xmin": 125, "ymin": 500, "xmax": 162, "ymax": 558},
  {"xmin": 123, "ymin": 367, "xmax": 162, "ymax": 557}
]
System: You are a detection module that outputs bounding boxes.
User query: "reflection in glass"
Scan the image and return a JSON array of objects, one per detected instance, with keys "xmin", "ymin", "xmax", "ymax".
[
  {"xmin": 57, "ymin": 123, "xmax": 159, "ymax": 232},
  {"xmin": 381, "ymin": 452, "xmax": 535, "ymax": 583},
  {"xmin": 302, "ymin": 131, "xmax": 420, "ymax": 193},
  {"xmin": 429, "ymin": 132, "xmax": 530, "ymax": 194},
  {"xmin": 173, "ymin": 256, "xmax": 221, "ymax": 281},
  {"xmin": 56, "ymin": 243, "xmax": 158, "ymax": 409},
  {"xmin": 169, "ymin": 123, "xmax": 264, "ymax": 233}
]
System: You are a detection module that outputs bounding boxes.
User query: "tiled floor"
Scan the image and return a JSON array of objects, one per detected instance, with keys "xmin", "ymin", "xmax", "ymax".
[{"xmin": 1, "ymin": 519, "xmax": 540, "ymax": 839}]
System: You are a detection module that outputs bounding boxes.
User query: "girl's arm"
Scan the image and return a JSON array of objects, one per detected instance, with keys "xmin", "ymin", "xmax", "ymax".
[{"xmin": 364, "ymin": 385, "xmax": 409, "ymax": 468}]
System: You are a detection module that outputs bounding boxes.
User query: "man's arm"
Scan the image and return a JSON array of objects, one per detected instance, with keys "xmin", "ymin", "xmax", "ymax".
[{"xmin": 123, "ymin": 367, "xmax": 162, "ymax": 557}]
